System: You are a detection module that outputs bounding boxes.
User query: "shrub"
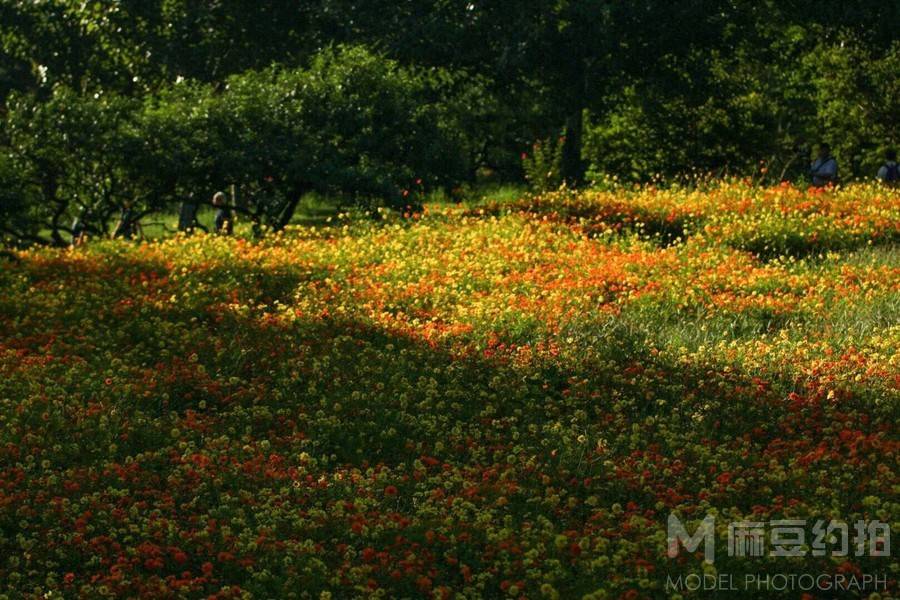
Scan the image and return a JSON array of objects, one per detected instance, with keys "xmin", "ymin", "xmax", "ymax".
[{"xmin": 522, "ymin": 135, "xmax": 565, "ymax": 192}]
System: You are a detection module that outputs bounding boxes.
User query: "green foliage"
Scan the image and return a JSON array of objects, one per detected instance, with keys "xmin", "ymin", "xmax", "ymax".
[
  {"xmin": 0, "ymin": 45, "xmax": 473, "ymax": 245},
  {"xmin": 2, "ymin": 1, "xmax": 900, "ymax": 244},
  {"xmin": 584, "ymin": 89, "xmax": 661, "ymax": 183},
  {"xmin": 806, "ymin": 40, "xmax": 900, "ymax": 177},
  {"xmin": 131, "ymin": 46, "xmax": 468, "ymax": 229},
  {"xmin": 583, "ymin": 19, "xmax": 898, "ymax": 184},
  {"xmin": 0, "ymin": 152, "xmax": 40, "ymax": 245},
  {"xmin": 3, "ymin": 87, "xmax": 141, "ymax": 244},
  {"xmin": 0, "ymin": 0, "xmax": 317, "ymax": 96},
  {"xmin": 522, "ymin": 135, "xmax": 565, "ymax": 192}
]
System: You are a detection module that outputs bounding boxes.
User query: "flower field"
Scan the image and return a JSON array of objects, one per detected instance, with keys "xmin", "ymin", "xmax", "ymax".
[{"xmin": 1, "ymin": 182, "xmax": 898, "ymax": 599}]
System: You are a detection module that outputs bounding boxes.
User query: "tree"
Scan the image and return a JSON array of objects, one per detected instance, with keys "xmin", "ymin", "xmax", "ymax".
[
  {"xmin": 136, "ymin": 46, "xmax": 468, "ymax": 230},
  {"xmin": 806, "ymin": 40, "xmax": 900, "ymax": 177},
  {"xmin": 3, "ymin": 87, "xmax": 140, "ymax": 245}
]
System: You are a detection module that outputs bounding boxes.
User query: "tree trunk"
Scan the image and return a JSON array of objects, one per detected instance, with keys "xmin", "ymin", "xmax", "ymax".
[
  {"xmin": 273, "ymin": 198, "xmax": 299, "ymax": 231},
  {"xmin": 561, "ymin": 108, "xmax": 585, "ymax": 186},
  {"xmin": 272, "ymin": 184, "xmax": 309, "ymax": 231},
  {"xmin": 43, "ymin": 175, "xmax": 68, "ymax": 247},
  {"xmin": 560, "ymin": 49, "xmax": 587, "ymax": 187}
]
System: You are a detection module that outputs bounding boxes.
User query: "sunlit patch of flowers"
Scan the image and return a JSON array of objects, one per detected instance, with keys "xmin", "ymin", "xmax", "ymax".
[
  {"xmin": 485, "ymin": 180, "xmax": 900, "ymax": 257},
  {"xmin": 0, "ymin": 181, "xmax": 897, "ymax": 598}
]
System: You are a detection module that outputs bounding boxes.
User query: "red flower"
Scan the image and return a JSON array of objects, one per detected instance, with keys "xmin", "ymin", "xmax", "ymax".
[
  {"xmin": 384, "ymin": 485, "xmax": 398, "ymax": 496},
  {"xmin": 416, "ymin": 576, "xmax": 432, "ymax": 592}
]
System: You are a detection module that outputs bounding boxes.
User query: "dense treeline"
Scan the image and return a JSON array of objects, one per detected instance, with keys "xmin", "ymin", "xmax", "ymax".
[{"xmin": 1, "ymin": 0, "xmax": 898, "ymax": 245}]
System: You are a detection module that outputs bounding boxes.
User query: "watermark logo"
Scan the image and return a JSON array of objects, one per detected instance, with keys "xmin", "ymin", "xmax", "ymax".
[
  {"xmin": 667, "ymin": 513, "xmax": 716, "ymax": 562},
  {"xmin": 667, "ymin": 514, "xmax": 890, "ymax": 562},
  {"xmin": 666, "ymin": 514, "xmax": 892, "ymax": 592},
  {"xmin": 666, "ymin": 572, "xmax": 889, "ymax": 594}
]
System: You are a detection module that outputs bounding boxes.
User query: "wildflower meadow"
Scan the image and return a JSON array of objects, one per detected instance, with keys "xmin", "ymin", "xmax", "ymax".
[{"xmin": 0, "ymin": 182, "xmax": 897, "ymax": 599}]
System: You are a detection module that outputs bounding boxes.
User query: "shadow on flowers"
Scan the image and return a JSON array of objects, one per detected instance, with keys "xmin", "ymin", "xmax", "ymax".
[{"xmin": 0, "ymin": 253, "xmax": 896, "ymax": 598}]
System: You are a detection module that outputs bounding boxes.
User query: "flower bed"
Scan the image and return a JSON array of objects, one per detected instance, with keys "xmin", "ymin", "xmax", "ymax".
[{"xmin": 0, "ymin": 183, "xmax": 897, "ymax": 598}]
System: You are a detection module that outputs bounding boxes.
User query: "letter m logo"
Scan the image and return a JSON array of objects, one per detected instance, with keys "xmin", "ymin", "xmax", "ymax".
[{"xmin": 667, "ymin": 513, "xmax": 716, "ymax": 563}]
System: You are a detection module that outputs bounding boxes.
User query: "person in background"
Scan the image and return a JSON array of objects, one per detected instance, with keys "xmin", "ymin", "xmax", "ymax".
[
  {"xmin": 876, "ymin": 148, "xmax": 898, "ymax": 184},
  {"xmin": 212, "ymin": 191, "xmax": 234, "ymax": 235},
  {"xmin": 178, "ymin": 193, "xmax": 199, "ymax": 232},
  {"xmin": 809, "ymin": 143, "xmax": 838, "ymax": 187}
]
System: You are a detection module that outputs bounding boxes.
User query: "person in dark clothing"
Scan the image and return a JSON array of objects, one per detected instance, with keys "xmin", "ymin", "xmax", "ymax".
[
  {"xmin": 876, "ymin": 148, "xmax": 898, "ymax": 184},
  {"xmin": 212, "ymin": 191, "xmax": 234, "ymax": 235},
  {"xmin": 809, "ymin": 143, "xmax": 838, "ymax": 187}
]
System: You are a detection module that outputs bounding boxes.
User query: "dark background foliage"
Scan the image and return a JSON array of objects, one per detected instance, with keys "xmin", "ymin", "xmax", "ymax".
[{"xmin": 1, "ymin": 0, "xmax": 897, "ymax": 245}]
